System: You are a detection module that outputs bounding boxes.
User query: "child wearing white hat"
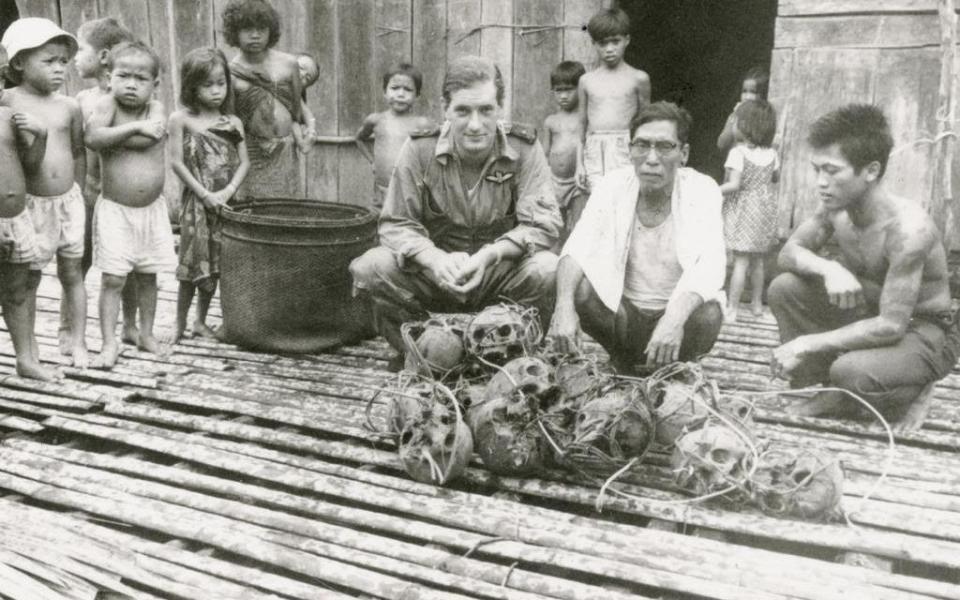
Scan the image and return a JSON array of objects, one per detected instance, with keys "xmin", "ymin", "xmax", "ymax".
[{"xmin": 1, "ymin": 17, "xmax": 89, "ymax": 370}]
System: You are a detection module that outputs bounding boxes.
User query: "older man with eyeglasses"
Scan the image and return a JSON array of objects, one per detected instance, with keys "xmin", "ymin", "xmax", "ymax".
[{"xmin": 547, "ymin": 101, "xmax": 726, "ymax": 374}]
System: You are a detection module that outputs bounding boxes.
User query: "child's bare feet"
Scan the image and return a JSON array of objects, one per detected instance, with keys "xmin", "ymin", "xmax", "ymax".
[
  {"xmin": 122, "ymin": 324, "xmax": 140, "ymax": 345},
  {"xmin": 750, "ymin": 303, "xmax": 764, "ymax": 317},
  {"xmin": 193, "ymin": 321, "xmax": 217, "ymax": 339},
  {"xmin": 16, "ymin": 358, "xmax": 63, "ymax": 382},
  {"xmin": 95, "ymin": 341, "xmax": 121, "ymax": 370},
  {"xmin": 138, "ymin": 333, "xmax": 168, "ymax": 356},
  {"xmin": 71, "ymin": 344, "xmax": 89, "ymax": 369},
  {"xmin": 724, "ymin": 308, "xmax": 740, "ymax": 324},
  {"xmin": 58, "ymin": 326, "xmax": 72, "ymax": 356}
]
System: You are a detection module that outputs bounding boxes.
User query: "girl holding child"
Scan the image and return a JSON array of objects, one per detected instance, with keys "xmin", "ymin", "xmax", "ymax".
[
  {"xmin": 720, "ymin": 95, "xmax": 780, "ymax": 322},
  {"xmin": 167, "ymin": 47, "xmax": 249, "ymax": 343}
]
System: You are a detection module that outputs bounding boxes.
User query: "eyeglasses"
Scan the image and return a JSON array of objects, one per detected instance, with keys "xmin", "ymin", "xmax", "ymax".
[{"xmin": 629, "ymin": 139, "xmax": 680, "ymax": 156}]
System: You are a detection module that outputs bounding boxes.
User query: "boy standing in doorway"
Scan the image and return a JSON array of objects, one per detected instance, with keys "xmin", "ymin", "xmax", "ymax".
[{"xmin": 576, "ymin": 8, "xmax": 650, "ymax": 191}]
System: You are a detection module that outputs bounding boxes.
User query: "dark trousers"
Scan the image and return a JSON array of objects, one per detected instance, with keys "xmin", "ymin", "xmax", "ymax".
[
  {"xmin": 349, "ymin": 246, "xmax": 557, "ymax": 353},
  {"xmin": 575, "ymin": 277, "xmax": 723, "ymax": 373},
  {"xmin": 768, "ymin": 272, "xmax": 960, "ymax": 418}
]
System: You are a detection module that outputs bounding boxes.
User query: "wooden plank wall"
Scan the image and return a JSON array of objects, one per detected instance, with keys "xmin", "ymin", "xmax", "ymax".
[
  {"xmin": 13, "ymin": 0, "xmax": 607, "ymax": 211},
  {"xmin": 772, "ymin": 0, "xmax": 960, "ymax": 247}
]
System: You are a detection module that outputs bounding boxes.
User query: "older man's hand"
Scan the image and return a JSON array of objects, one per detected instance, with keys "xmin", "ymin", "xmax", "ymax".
[
  {"xmin": 645, "ymin": 317, "xmax": 684, "ymax": 366},
  {"xmin": 770, "ymin": 337, "xmax": 812, "ymax": 380},
  {"xmin": 547, "ymin": 305, "xmax": 582, "ymax": 355},
  {"xmin": 448, "ymin": 252, "xmax": 489, "ymax": 295}
]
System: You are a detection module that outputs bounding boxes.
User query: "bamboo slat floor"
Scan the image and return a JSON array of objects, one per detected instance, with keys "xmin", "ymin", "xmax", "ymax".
[{"xmin": 1, "ymin": 268, "xmax": 960, "ymax": 599}]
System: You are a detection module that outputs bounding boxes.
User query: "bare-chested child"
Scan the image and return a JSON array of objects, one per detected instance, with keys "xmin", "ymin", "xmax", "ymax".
[
  {"xmin": 576, "ymin": 8, "xmax": 651, "ymax": 191},
  {"xmin": 543, "ymin": 60, "xmax": 586, "ymax": 243},
  {"xmin": 355, "ymin": 63, "xmax": 433, "ymax": 211},
  {"xmin": 0, "ymin": 44, "xmax": 59, "ymax": 381},
  {"xmin": 72, "ymin": 17, "xmax": 141, "ymax": 350},
  {"xmin": 770, "ymin": 105, "xmax": 959, "ymax": 433},
  {"xmin": 85, "ymin": 41, "xmax": 176, "ymax": 369},
  {"xmin": 1, "ymin": 18, "xmax": 88, "ymax": 368}
]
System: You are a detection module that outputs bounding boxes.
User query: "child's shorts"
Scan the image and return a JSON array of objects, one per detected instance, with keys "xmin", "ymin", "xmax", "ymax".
[
  {"xmin": 26, "ymin": 182, "xmax": 85, "ymax": 270},
  {"xmin": 583, "ymin": 130, "xmax": 631, "ymax": 191},
  {"xmin": 0, "ymin": 209, "xmax": 39, "ymax": 265},
  {"xmin": 93, "ymin": 194, "xmax": 176, "ymax": 276}
]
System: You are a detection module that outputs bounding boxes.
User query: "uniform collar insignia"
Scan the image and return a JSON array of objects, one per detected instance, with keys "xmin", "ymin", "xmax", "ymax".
[{"xmin": 485, "ymin": 170, "xmax": 514, "ymax": 184}]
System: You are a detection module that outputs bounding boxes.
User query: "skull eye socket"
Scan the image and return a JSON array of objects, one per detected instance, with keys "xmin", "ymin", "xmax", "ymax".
[
  {"xmin": 792, "ymin": 469, "xmax": 812, "ymax": 484},
  {"xmin": 763, "ymin": 493, "xmax": 786, "ymax": 512},
  {"xmin": 519, "ymin": 383, "xmax": 541, "ymax": 395},
  {"xmin": 472, "ymin": 329, "xmax": 486, "ymax": 341},
  {"xmin": 497, "ymin": 324, "xmax": 513, "ymax": 337},
  {"xmin": 400, "ymin": 429, "xmax": 413, "ymax": 446},
  {"xmin": 525, "ymin": 363, "xmax": 542, "ymax": 376},
  {"xmin": 577, "ymin": 413, "xmax": 586, "ymax": 422},
  {"xmin": 737, "ymin": 406, "xmax": 749, "ymax": 418},
  {"xmin": 444, "ymin": 431, "xmax": 456, "ymax": 447},
  {"xmin": 439, "ymin": 414, "xmax": 452, "ymax": 426},
  {"xmin": 710, "ymin": 448, "xmax": 731, "ymax": 464}
]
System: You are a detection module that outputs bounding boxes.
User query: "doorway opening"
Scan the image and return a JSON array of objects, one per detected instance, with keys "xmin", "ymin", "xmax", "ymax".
[{"xmin": 620, "ymin": 0, "xmax": 777, "ymax": 180}]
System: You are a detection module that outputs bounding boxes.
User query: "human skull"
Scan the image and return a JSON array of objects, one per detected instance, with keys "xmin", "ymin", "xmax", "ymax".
[
  {"xmin": 401, "ymin": 317, "xmax": 467, "ymax": 377},
  {"xmin": 671, "ymin": 420, "xmax": 755, "ymax": 498},
  {"xmin": 464, "ymin": 304, "xmax": 542, "ymax": 366},
  {"xmin": 751, "ymin": 448, "xmax": 844, "ymax": 520},
  {"xmin": 571, "ymin": 381, "xmax": 655, "ymax": 461},
  {"xmin": 714, "ymin": 393, "xmax": 755, "ymax": 426},
  {"xmin": 482, "ymin": 357, "xmax": 558, "ymax": 412},
  {"xmin": 393, "ymin": 381, "xmax": 474, "ymax": 485},
  {"xmin": 647, "ymin": 363, "xmax": 713, "ymax": 446},
  {"xmin": 468, "ymin": 361, "xmax": 553, "ymax": 475},
  {"xmin": 554, "ymin": 355, "xmax": 605, "ymax": 405}
]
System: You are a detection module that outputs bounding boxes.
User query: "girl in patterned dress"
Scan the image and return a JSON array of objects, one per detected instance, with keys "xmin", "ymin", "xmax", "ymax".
[
  {"xmin": 166, "ymin": 48, "xmax": 250, "ymax": 343},
  {"xmin": 720, "ymin": 99, "xmax": 779, "ymax": 322}
]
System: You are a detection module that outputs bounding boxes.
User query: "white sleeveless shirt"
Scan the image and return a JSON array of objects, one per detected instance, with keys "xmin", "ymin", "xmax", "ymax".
[{"xmin": 622, "ymin": 213, "xmax": 683, "ymax": 311}]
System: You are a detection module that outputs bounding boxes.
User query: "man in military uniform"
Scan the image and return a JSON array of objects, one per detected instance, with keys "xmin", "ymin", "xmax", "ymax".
[{"xmin": 350, "ymin": 56, "xmax": 562, "ymax": 364}]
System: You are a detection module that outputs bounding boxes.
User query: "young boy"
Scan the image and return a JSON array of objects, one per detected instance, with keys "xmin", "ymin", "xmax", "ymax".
[
  {"xmin": 72, "ymin": 17, "xmax": 141, "ymax": 350},
  {"xmin": 576, "ymin": 8, "xmax": 651, "ymax": 191},
  {"xmin": 543, "ymin": 60, "xmax": 587, "ymax": 243},
  {"xmin": 355, "ymin": 63, "xmax": 433, "ymax": 210},
  {"xmin": 85, "ymin": 41, "xmax": 175, "ymax": 369},
  {"xmin": 1, "ymin": 18, "xmax": 88, "ymax": 368},
  {"xmin": 0, "ymin": 44, "xmax": 60, "ymax": 381}
]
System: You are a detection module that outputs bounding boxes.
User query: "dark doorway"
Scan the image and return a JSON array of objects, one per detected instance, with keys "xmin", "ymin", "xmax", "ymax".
[{"xmin": 620, "ymin": 0, "xmax": 777, "ymax": 181}]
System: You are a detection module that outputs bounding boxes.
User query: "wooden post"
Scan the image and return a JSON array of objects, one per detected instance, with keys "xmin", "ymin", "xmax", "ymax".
[{"xmin": 933, "ymin": 0, "xmax": 958, "ymax": 237}]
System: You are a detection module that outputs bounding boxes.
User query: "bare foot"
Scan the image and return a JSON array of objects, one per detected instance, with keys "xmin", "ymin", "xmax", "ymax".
[
  {"xmin": 16, "ymin": 358, "xmax": 63, "ymax": 382},
  {"xmin": 892, "ymin": 382, "xmax": 935, "ymax": 434},
  {"xmin": 785, "ymin": 389, "xmax": 858, "ymax": 418},
  {"xmin": 750, "ymin": 304, "xmax": 764, "ymax": 317},
  {"xmin": 122, "ymin": 324, "xmax": 140, "ymax": 346},
  {"xmin": 71, "ymin": 344, "xmax": 89, "ymax": 370},
  {"xmin": 94, "ymin": 342, "xmax": 121, "ymax": 370},
  {"xmin": 159, "ymin": 328, "xmax": 185, "ymax": 346},
  {"xmin": 192, "ymin": 321, "xmax": 217, "ymax": 339},
  {"xmin": 138, "ymin": 334, "xmax": 169, "ymax": 356},
  {"xmin": 724, "ymin": 309, "xmax": 740, "ymax": 324},
  {"xmin": 58, "ymin": 326, "xmax": 72, "ymax": 356}
]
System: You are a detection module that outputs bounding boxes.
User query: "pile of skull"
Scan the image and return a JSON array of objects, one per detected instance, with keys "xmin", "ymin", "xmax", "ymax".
[{"xmin": 380, "ymin": 303, "xmax": 844, "ymax": 521}]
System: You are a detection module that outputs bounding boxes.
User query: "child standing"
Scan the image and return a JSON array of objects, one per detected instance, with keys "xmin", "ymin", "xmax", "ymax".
[
  {"xmin": 719, "ymin": 99, "xmax": 779, "ymax": 322},
  {"xmin": 717, "ymin": 66, "xmax": 768, "ymax": 155},
  {"xmin": 355, "ymin": 63, "xmax": 433, "ymax": 210},
  {"xmin": 1, "ymin": 18, "xmax": 88, "ymax": 368},
  {"xmin": 72, "ymin": 17, "xmax": 141, "ymax": 349},
  {"xmin": 222, "ymin": 0, "xmax": 304, "ymax": 198},
  {"xmin": 543, "ymin": 60, "xmax": 587, "ymax": 242},
  {"xmin": 0, "ymin": 44, "xmax": 59, "ymax": 381},
  {"xmin": 577, "ymin": 8, "xmax": 650, "ymax": 191},
  {"xmin": 167, "ymin": 47, "xmax": 249, "ymax": 344},
  {"xmin": 85, "ymin": 41, "xmax": 175, "ymax": 368}
]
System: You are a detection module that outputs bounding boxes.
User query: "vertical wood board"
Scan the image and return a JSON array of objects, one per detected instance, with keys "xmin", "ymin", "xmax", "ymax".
[
  {"xmin": 412, "ymin": 0, "xmax": 446, "ymax": 121},
  {"xmin": 512, "ymin": 0, "xmax": 563, "ymax": 127},
  {"xmin": 337, "ymin": 0, "xmax": 375, "ymax": 206},
  {"xmin": 446, "ymin": 0, "xmax": 481, "ymax": 65},
  {"xmin": 305, "ymin": 0, "xmax": 339, "ymax": 202},
  {"xmin": 481, "ymin": 0, "xmax": 514, "ymax": 119}
]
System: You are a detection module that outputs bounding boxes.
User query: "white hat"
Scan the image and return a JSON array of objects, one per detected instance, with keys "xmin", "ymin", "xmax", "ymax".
[{"xmin": 1, "ymin": 17, "xmax": 78, "ymax": 62}]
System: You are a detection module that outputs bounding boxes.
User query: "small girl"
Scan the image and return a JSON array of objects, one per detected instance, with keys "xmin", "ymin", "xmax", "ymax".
[
  {"xmin": 717, "ymin": 66, "xmax": 769, "ymax": 155},
  {"xmin": 720, "ymin": 99, "xmax": 779, "ymax": 322},
  {"xmin": 167, "ymin": 47, "xmax": 250, "ymax": 343}
]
